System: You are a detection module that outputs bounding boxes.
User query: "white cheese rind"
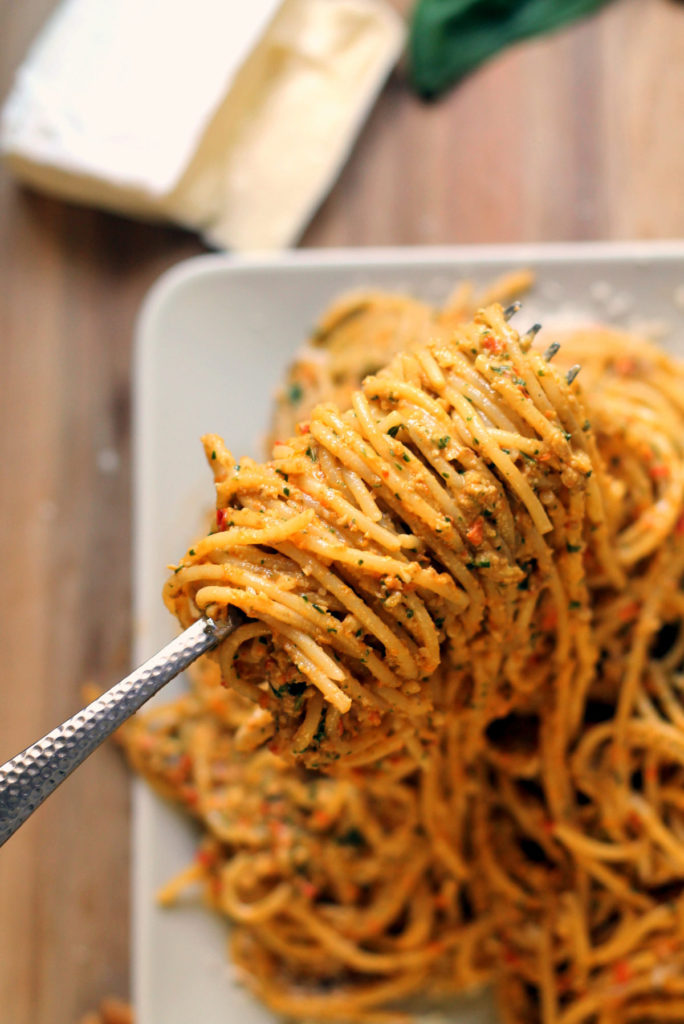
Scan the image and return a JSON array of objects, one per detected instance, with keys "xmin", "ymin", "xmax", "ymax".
[{"xmin": 0, "ymin": 0, "xmax": 405, "ymax": 249}]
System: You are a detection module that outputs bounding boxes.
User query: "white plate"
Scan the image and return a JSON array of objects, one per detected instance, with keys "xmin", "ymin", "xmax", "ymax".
[{"xmin": 133, "ymin": 242, "xmax": 684, "ymax": 1024}]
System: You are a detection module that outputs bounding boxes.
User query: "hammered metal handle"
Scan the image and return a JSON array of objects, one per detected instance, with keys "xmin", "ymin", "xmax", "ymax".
[{"xmin": 0, "ymin": 611, "xmax": 242, "ymax": 847}]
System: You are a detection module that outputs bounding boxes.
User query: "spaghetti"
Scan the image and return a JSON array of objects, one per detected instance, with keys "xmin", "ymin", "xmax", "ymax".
[
  {"xmin": 124, "ymin": 284, "xmax": 684, "ymax": 1024},
  {"xmin": 164, "ymin": 302, "xmax": 611, "ymax": 770}
]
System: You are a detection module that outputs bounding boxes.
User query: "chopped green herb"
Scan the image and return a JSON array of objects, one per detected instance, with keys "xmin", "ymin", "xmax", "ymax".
[
  {"xmin": 288, "ymin": 382, "xmax": 303, "ymax": 405},
  {"xmin": 437, "ymin": 436, "xmax": 450, "ymax": 449},
  {"xmin": 313, "ymin": 708, "xmax": 328, "ymax": 745},
  {"xmin": 336, "ymin": 827, "xmax": 366, "ymax": 848}
]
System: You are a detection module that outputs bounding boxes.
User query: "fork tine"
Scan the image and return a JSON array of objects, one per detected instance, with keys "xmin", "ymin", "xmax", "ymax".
[
  {"xmin": 503, "ymin": 301, "xmax": 521, "ymax": 322},
  {"xmin": 544, "ymin": 342, "xmax": 561, "ymax": 363},
  {"xmin": 566, "ymin": 364, "xmax": 581, "ymax": 385}
]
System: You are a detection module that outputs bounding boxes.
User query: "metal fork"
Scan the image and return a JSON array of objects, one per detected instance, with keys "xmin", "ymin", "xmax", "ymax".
[{"xmin": 0, "ymin": 610, "xmax": 242, "ymax": 847}]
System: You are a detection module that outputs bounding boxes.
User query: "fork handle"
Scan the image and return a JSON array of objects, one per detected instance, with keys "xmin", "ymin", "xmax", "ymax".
[{"xmin": 0, "ymin": 612, "xmax": 241, "ymax": 847}]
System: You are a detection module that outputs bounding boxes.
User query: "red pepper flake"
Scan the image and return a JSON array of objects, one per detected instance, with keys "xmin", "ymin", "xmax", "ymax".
[
  {"xmin": 312, "ymin": 810, "xmax": 332, "ymax": 828},
  {"xmin": 297, "ymin": 422, "xmax": 311, "ymax": 435},
  {"xmin": 216, "ymin": 508, "xmax": 228, "ymax": 530},
  {"xmin": 482, "ymin": 334, "xmax": 504, "ymax": 355},
  {"xmin": 298, "ymin": 879, "xmax": 318, "ymax": 900},
  {"xmin": 503, "ymin": 947, "xmax": 519, "ymax": 966},
  {"xmin": 627, "ymin": 811, "xmax": 642, "ymax": 833},
  {"xmin": 649, "ymin": 464, "xmax": 670, "ymax": 481},
  {"xmin": 614, "ymin": 357, "xmax": 636, "ymax": 376},
  {"xmin": 196, "ymin": 848, "xmax": 216, "ymax": 868},
  {"xmin": 612, "ymin": 960, "xmax": 631, "ymax": 985},
  {"xmin": 618, "ymin": 601, "xmax": 641, "ymax": 623},
  {"xmin": 541, "ymin": 607, "xmax": 558, "ymax": 631},
  {"xmin": 466, "ymin": 518, "xmax": 484, "ymax": 546},
  {"xmin": 655, "ymin": 937, "xmax": 677, "ymax": 958},
  {"xmin": 268, "ymin": 820, "xmax": 288, "ymax": 840},
  {"xmin": 676, "ymin": 513, "xmax": 684, "ymax": 536}
]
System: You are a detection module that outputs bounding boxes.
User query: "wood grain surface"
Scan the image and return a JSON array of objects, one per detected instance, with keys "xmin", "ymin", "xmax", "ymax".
[{"xmin": 0, "ymin": 0, "xmax": 683, "ymax": 1021}]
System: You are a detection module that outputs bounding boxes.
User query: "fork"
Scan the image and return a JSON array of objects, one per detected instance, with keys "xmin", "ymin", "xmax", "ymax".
[{"xmin": 0, "ymin": 609, "xmax": 242, "ymax": 847}]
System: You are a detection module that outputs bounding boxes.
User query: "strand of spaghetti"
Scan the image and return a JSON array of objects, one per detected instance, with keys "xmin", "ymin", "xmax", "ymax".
[
  {"xmin": 314, "ymin": 406, "xmax": 460, "ymax": 538},
  {"xmin": 538, "ymin": 918, "xmax": 558, "ymax": 1024},
  {"xmin": 273, "ymin": 635, "xmax": 351, "ymax": 713},
  {"xmin": 367, "ymin": 372, "xmax": 554, "ymax": 536},
  {"xmin": 219, "ymin": 855, "xmax": 294, "ymax": 922},
  {"xmin": 439, "ymin": 379, "xmax": 555, "ymax": 534},
  {"xmin": 589, "ymin": 905, "xmax": 674, "ymax": 967},
  {"xmin": 285, "ymin": 902, "xmax": 460, "ymax": 974},
  {"xmin": 290, "ymin": 471, "xmax": 403, "ymax": 550},
  {"xmin": 331, "ymin": 731, "xmax": 411, "ymax": 768},
  {"xmin": 553, "ymin": 824, "xmax": 644, "ymax": 863},
  {"xmin": 559, "ymin": 966, "xmax": 684, "ymax": 1024},
  {"xmin": 351, "ymin": 394, "xmax": 467, "ymax": 530},
  {"xmin": 322, "ymin": 853, "xmax": 430, "ymax": 941},
  {"xmin": 566, "ymin": 856, "xmax": 652, "ymax": 913},
  {"xmin": 275, "ymin": 543, "xmax": 422, "ymax": 678},
  {"xmin": 190, "ymin": 509, "xmax": 315, "ymax": 557},
  {"xmin": 242, "ymin": 959, "xmax": 423, "ymax": 1022}
]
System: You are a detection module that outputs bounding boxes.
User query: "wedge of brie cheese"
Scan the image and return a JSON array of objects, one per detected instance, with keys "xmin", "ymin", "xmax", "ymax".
[{"xmin": 0, "ymin": 0, "xmax": 404, "ymax": 249}]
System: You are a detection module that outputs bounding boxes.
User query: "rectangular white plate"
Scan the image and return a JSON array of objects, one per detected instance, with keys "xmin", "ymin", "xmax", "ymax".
[{"xmin": 133, "ymin": 242, "xmax": 684, "ymax": 1024}]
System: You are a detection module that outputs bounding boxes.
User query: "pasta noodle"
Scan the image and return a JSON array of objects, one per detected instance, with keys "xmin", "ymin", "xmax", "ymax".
[
  {"xmin": 163, "ymin": 302, "xmax": 610, "ymax": 770},
  {"xmin": 124, "ymin": 281, "xmax": 684, "ymax": 1024}
]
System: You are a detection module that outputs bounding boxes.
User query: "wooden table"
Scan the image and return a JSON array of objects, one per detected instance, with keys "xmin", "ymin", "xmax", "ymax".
[{"xmin": 1, "ymin": 0, "xmax": 683, "ymax": 1020}]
